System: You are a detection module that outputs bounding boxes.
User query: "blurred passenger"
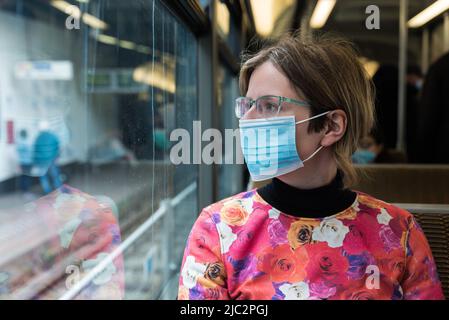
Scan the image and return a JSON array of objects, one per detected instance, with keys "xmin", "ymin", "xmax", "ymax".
[
  {"xmin": 16, "ymin": 129, "xmax": 35, "ymax": 199},
  {"xmin": 416, "ymin": 52, "xmax": 449, "ymax": 163},
  {"xmin": 33, "ymin": 122, "xmax": 62, "ymax": 194},
  {"xmin": 406, "ymin": 65, "xmax": 424, "ymax": 91},
  {"xmin": 178, "ymin": 32, "xmax": 444, "ymax": 300},
  {"xmin": 353, "ymin": 130, "xmax": 407, "ymax": 164},
  {"xmin": 352, "ymin": 135, "xmax": 379, "ymax": 164},
  {"xmin": 372, "ymin": 65, "xmax": 398, "ymax": 150}
]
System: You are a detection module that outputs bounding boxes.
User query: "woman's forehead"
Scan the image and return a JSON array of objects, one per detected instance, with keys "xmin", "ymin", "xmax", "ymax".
[{"xmin": 247, "ymin": 62, "xmax": 303, "ymax": 100}]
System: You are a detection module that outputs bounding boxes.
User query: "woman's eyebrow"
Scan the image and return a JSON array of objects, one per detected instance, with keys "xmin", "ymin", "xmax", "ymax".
[{"xmin": 247, "ymin": 94, "xmax": 272, "ymax": 99}]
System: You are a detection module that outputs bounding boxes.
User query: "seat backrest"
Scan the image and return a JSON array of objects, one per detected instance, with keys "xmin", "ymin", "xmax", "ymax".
[
  {"xmin": 398, "ymin": 204, "xmax": 449, "ymax": 299},
  {"xmin": 249, "ymin": 165, "xmax": 449, "ymax": 205},
  {"xmin": 354, "ymin": 164, "xmax": 449, "ymax": 204}
]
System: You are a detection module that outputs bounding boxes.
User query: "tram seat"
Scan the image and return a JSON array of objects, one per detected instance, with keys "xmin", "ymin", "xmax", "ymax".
[
  {"xmin": 249, "ymin": 168, "xmax": 449, "ymax": 299},
  {"xmin": 249, "ymin": 165, "xmax": 449, "ymax": 204},
  {"xmin": 401, "ymin": 204, "xmax": 449, "ymax": 299},
  {"xmin": 353, "ymin": 164, "xmax": 449, "ymax": 204}
]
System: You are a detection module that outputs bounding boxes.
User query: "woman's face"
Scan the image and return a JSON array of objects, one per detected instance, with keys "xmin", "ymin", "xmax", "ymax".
[{"xmin": 244, "ymin": 60, "xmax": 324, "ymax": 164}]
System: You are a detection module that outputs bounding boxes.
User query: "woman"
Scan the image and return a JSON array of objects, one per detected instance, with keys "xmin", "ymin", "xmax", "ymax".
[{"xmin": 177, "ymin": 32, "xmax": 444, "ymax": 300}]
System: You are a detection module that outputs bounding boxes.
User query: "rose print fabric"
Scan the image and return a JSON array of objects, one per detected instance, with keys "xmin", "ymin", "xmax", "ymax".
[
  {"xmin": 0, "ymin": 184, "xmax": 124, "ymax": 299},
  {"xmin": 178, "ymin": 189, "xmax": 444, "ymax": 300},
  {"xmin": 35, "ymin": 185, "xmax": 125, "ymax": 299}
]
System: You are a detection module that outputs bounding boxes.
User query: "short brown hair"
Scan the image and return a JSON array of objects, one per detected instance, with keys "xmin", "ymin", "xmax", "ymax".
[{"xmin": 239, "ymin": 31, "xmax": 375, "ymax": 187}]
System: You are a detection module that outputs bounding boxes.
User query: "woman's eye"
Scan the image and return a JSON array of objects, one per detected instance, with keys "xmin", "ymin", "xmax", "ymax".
[{"xmin": 263, "ymin": 103, "xmax": 276, "ymax": 112}]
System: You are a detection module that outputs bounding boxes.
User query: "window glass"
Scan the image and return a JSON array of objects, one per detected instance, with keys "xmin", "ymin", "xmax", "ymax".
[
  {"xmin": 0, "ymin": 0, "xmax": 198, "ymax": 300},
  {"xmin": 216, "ymin": 64, "xmax": 243, "ymax": 199}
]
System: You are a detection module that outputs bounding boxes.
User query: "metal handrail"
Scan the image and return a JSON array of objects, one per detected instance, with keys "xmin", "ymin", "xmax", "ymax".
[
  {"xmin": 59, "ymin": 182, "xmax": 197, "ymax": 300},
  {"xmin": 395, "ymin": 203, "xmax": 449, "ymax": 214}
]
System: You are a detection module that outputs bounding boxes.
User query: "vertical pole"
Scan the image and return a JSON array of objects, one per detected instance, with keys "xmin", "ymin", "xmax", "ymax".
[
  {"xmin": 421, "ymin": 28, "xmax": 429, "ymax": 74},
  {"xmin": 197, "ymin": 3, "xmax": 216, "ymax": 210},
  {"xmin": 211, "ymin": 0, "xmax": 219, "ymax": 201},
  {"xmin": 161, "ymin": 199, "xmax": 174, "ymax": 288},
  {"xmin": 397, "ymin": 0, "xmax": 408, "ymax": 152},
  {"xmin": 444, "ymin": 13, "xmax": 449, "ymax": 53}
]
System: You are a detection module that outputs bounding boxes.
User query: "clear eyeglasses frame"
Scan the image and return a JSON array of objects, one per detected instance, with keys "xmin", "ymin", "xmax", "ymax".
[{"xmin": 235, "ymin": 95, "xmax": 311, "ymax": 119}]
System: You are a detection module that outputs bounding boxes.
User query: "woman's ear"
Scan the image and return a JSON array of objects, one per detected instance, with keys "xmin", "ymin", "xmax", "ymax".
[{"xmin": 321, "ymin": 109, "xmax": 347, "ymax": 147}]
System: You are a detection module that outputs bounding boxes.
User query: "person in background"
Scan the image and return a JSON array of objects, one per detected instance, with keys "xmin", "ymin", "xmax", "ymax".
[
  {"xmin": 416, "ymin": 52, "xmax": 449, "ymax": 163},
  {"xmin": 352, "ymin": 129, "xmax": 407, "ymax": 164},
  {"xmin": 16, "ymin": 129, "xmax": 35, "ymax": 200},
  {"xmin": 351, "ymin": 135, "xmax": 380, "ymax": 164},
  {"xmin": 33, "ymin": 122, "xmax": 62, "ymax": 194}
]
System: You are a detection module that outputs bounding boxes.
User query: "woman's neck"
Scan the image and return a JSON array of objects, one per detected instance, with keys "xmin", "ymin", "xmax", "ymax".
[{"xmin": 256, "ymin": 169, "xmax": 356, "ymax": 218}]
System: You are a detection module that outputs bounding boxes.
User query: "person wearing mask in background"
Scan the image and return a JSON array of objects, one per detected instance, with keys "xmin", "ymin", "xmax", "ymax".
[
  {"xmin": 352, "ymin": 129, "xmax": 407, "ymax": 164},
  {"xmin": 177, "ymin": 32, "xmax": 444, "ymax": 300},
  {"xmin": 33, "ymin": 122, "xmax": 62, "ymax": 194},
  {"xmin": 351, "ymin": 135, "xmax": 380, "ymax": 164}
]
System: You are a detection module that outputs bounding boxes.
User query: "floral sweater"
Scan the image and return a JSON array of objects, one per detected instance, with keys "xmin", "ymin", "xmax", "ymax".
[{"xmin": 178, "ymin": 188, "xmax": 444, "ymax": 300}]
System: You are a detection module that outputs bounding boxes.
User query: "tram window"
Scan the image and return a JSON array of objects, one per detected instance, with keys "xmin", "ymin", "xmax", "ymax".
[
  {"xmin": 216, "ymin": 64, "xmax": 242, "ymax": 199},
  {"xmin": 0, "ymin": 0, "xmax": 198, "ymax": 299}
]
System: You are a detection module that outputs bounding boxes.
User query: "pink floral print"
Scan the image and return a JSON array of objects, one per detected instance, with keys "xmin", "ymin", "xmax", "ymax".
[{"xmin": 178, "ymin": 189, "xmax": 444, "ymax": 300}]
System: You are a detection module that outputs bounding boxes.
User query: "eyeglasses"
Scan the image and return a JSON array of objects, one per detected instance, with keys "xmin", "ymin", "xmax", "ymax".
[{"xmin": 235, "ymin": 95, "xmax": 311, "ymax": 119}]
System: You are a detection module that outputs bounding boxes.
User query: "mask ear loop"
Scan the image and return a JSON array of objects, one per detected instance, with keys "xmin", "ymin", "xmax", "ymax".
[
  {"xmin": 295, "ymin": 111, "xmax": 330, "ymax": 124},
  {"xmin": 296, "ymin": 111, "xmax": 330, "ymax": 162},
  {"xmin": 303, "ymin": 145, "xmax": 325, "ymax": 162}
]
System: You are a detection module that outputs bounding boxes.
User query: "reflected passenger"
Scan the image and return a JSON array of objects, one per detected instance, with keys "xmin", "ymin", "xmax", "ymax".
[
  {"xmin": 178, "ymin": 32, "xmax": 444, "ymax": 300},
  {"xmin": 0, "ymin": 185, "xmax": 124, "ymax": 299},
  {"xmin": 33, "ymin": 123, "xmax": 62, "ymax": 194}
]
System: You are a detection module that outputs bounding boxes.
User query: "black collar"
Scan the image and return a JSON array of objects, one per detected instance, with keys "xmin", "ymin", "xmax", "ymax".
[{"xmin": 256, "ymin": 171, "xmax": 357, "ymax": 218}]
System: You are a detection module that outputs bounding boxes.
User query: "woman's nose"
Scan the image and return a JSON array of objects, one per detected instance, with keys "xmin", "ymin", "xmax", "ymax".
[{"xmin": 242, "ymin": 104, "xmax": 258, "ymax": 120}]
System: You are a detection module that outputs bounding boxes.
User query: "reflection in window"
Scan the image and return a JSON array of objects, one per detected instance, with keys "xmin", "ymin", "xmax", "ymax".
[
  {"xmin": 217, "ymin": 65, "xmax": 243, "ymax": 199},
  {"xmin": 0, "ymin": 0, "xmax": 198, "ymax": 299}
]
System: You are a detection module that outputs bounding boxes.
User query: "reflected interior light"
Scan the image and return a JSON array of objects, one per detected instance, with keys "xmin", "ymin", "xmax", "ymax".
[
  {"xmin": 359, "ymin": 57, "xmax": 380, "ymax": 79},
  {"xmin": 92, "ymin": 32, "xmax": 179, "ymax": 67},
  {"xmin": 216, "ymin": 1, "xmax": 230, "ymax": 36},
  {"xmin": 408, "ymin": 0, "xmax": 449, "ymax": 28},
  {"xmin": 96, "ymin": 34, "xmax": 118, "ymax": 45},
  {"xmin": 119, "ymin": 40, "xmax": 137, "ymax": 50},
  {"xmin": 310, "ymin": 0, "xmax": 337, "ymax": 29},
  {"xmin": 249, "ymin": 0, "xmax": 294, "ymax": 37},
  {"xmin": 133, "ymin": 63, "xmax": 176, "ymax": 94},
  {"xmin": 95, "ymin": 33, "xmax": 146, "ymax": 52},
  {"xmin": 50, "ymin": 0, "xmax": 107, "ymax": 30},
  {"xmin": 136, "ymin": 45, "xmax": 152, "ymax": 55},
  {"xmin": 81, "ymin": 12, "xmax": 108, "ymax": 30}
]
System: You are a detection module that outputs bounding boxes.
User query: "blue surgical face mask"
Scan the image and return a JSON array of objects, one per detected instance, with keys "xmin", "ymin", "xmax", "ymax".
[
  {"xmin": 415, "ymin": 79, "xmax": 423, "ymax": 91},
  {"xmin": 239, "ymin": 112, "xmax": 330, "ymax": 181},
  {"xmin": 352, "ymin": 149, "xmax": 376, "ymax": 164}
]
